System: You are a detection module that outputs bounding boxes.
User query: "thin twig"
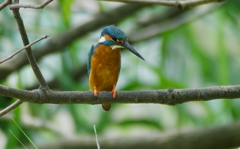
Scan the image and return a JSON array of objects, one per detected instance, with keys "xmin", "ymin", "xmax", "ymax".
[
  {"xmin": 99, "ymin": 0, "xmax": 225, "ymax": 8},
  {"xmin": 11, "ymin": 7, "xmax": 50, "ymax": 90},
  {"xmin": 93, "ymin": 125, "xmax": 100, "ymax": 149},
  {"xmin": 0, "ymin": 35, "xmax": 49, "ymax": 64},
  {"xmin": 9, "ymin": 0, "xmax": 53, "ymax": 9},
  {"xmin": 0, "ymin": 0, "xmax": 11, "ymax": 11},
  {"xmin": 0, "ymin": 100, "xmax": 23, "ymax": 117}
]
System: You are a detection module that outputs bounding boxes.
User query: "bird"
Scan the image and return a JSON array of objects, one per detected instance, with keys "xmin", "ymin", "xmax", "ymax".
[{"xmin": 87, "ymin": 25, "xmax": 144, "ymax": 111}]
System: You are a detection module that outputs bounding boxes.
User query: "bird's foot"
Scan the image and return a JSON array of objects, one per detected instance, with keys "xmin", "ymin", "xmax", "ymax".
[
  {"xmin": 94, "ymin": 86, "xmax": 98, "ymax": 96},
  {"xmin": 112, "ymin": 85, "xmax": 117, "ymax": 98}
]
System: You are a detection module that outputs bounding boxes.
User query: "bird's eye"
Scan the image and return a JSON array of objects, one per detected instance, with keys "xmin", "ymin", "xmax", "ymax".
[
  {"xmin": 112, "ymin": 37, "xmax": 117, "ymax": 42},
  {"xmin": 116, "ymin": 39, "xmax": 120, "ymax": 43}
]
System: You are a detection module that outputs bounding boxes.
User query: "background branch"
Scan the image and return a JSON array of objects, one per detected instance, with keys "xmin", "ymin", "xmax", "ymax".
[
  {"xmin": 0, "ymin": 84, "xmax": 240, "ymax": 105},
  {"xmin": 129, "ymin": 4, "xmax": 221, "ymax": 42},
  {"xmin": 137, "ymin": 7, "xmax": 187, "ymax": 27},
  {"xmin": 9, "ymin": 0, "xmax": 53, "ymax": 9},
  {"xmin": 20, "ymin": 121, "xmax": 240, "ymax": 149},
  {"xmin": 99, "ymin": 0, "xmax": 225, "ymax": 8}
]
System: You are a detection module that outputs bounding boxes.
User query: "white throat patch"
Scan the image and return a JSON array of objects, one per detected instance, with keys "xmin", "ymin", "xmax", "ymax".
[
  {"xmin": 111, "ymin": 45, "xmax": 124, "ymax": 50},
  {"xmin": 99, "ymin": 36, "xmax": 106, "ymax": 43},
  {"xmin": 98, "ymin": 36, "xmax": 124, "ymax": 50}
]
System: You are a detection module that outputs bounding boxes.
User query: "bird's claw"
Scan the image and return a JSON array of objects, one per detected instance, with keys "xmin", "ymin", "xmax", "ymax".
[
  {"xmin": 94, "ymin": 86, "xmax": 98, "ymax": 96},
  {"xmin": 112, "ymin": 85, "xmax": 117, "ymax": 98}
]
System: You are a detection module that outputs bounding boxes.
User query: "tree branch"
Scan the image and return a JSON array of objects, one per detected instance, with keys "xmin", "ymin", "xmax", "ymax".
[
  {"xmin": 99, "ymin": 0, "xmax": 225, "ymax": 9},
  {"xmin": 0, "ymin": 35, "xmax": 49, "ymax": 64},
  {"xmin": 0, "ymin": 100, "xmax": 23, "ymax": 117},
  {"xmin": 0, "ymin": 84, "xmax": 240, "ymax": 105},
  {"xmin": 9, "ymin": 0, "xmax": 53, "ymax": 9},
  {"xmin": 20, "ymin": 121, "xmax": 240, "ymax": 149},
  {"xmin": 11, "ymin": 7, "xmax": 50, "ymax": 90},
  {"xmin": 0, "ymin": 0, "xmax": 11, "ymax": 11}
]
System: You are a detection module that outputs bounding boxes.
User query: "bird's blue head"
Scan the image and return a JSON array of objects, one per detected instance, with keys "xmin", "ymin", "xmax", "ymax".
[{"xmin": 99, "ymin": 25, "xmax": 144, "ymax": 60}]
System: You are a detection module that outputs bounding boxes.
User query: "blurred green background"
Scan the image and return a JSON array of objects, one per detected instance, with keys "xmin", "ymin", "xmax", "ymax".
[{"xmin": 0, "ymin": 0, "xmax": 240, "ymax": 148}]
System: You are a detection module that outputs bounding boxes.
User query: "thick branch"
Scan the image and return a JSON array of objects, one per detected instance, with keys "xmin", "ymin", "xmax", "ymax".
[
  {"xmin": 9, "ymin": 0, "xmax": 53, "ymax": 9},
  {"xmin": 0, "ymin": 84, "xmax": 240, "ymax": 105},
  {"xmin": 11, "ymin": 8, "xmax": 49, "ymax": 89},
  {"xmin": 100, "ymin": 0, "xmax": 225, "ymax": 8},
  {"xmin": 21, "ymin": 121, "xmax": 240, "ymax": 149}
]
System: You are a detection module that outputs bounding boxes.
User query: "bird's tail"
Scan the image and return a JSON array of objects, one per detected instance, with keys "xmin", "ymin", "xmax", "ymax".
[{"xmin": 102, "ymin": 104, "xmax": 111, "ymax": 111}]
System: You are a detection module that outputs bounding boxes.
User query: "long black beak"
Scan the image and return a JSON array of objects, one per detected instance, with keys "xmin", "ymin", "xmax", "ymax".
[{"xmin": 122, "ymin": 42, "xmax": 145, "ymax": 61}]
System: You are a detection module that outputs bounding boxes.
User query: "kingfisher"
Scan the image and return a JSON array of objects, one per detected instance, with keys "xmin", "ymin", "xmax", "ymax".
[{"xmin": 87, "ymin": 25, "xmax": 144, "ymax": 111}]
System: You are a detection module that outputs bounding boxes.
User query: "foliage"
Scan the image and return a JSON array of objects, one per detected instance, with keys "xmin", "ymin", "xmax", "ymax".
[{"xmin": 0, "ymin": 0, "xmax": 240, "ymax": 148}]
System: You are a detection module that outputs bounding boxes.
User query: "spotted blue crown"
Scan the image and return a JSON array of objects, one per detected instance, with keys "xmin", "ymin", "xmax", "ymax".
[{"xmin": 101, "ymin": 25, "xmax": 127, "ymax": 41}]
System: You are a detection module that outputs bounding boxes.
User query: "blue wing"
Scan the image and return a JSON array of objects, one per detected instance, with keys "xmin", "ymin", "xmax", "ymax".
[{"xmin": 87, "ymin": 44, "xmax": 96, "ymax": 77}]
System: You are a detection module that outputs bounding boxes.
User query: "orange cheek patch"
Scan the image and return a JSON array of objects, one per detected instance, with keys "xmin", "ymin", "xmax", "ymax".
[{"xmin": 104, "ymin": 34, "xmax": 113, "ymax": 41}]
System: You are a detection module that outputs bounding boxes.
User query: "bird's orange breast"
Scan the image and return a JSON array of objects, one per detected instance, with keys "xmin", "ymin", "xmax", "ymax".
[{"xmin": 89, "ymin": 44, "xmax": 121, "ymax": 91}]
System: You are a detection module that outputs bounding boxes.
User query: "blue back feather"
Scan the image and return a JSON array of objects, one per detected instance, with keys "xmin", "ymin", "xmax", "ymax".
[{"xmin": 87, "ymin": 44, "xmax": 96, "ymax": 76}]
